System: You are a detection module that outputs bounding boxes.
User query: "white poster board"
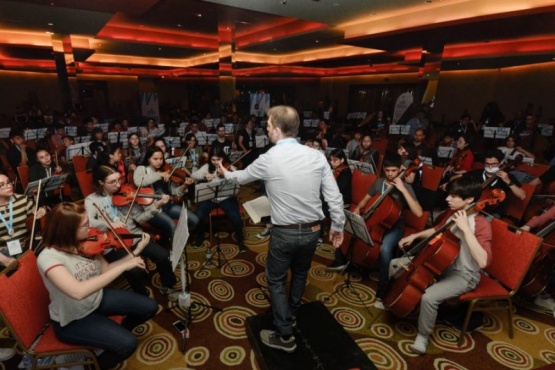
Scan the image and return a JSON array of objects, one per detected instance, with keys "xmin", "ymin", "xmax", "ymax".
[{"xmin": 392, "ymin": 92, "xmax": 413, "ymax": 125}]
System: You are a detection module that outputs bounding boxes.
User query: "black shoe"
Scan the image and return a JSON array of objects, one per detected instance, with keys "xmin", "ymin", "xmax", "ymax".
[
  {"xmin": 238, "ymin": 244, "xmax": 247, "ymax": 253},
  {"xmin": 375, "ymin": 283, "xmax": 388, "ymax": 300}
]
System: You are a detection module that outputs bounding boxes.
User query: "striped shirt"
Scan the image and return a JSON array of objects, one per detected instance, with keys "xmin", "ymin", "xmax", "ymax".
[{"xmin": 0, "ymin": 194, "xmax": 34, "ymax": 259}]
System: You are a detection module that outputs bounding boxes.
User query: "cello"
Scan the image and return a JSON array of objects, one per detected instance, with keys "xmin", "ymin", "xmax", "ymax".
[
  {"xmin": 518, "ymin": 218, "xmax": 555, "ymax": 297},
  {"xmin": 339, "ymin": 160, "xmax": 420, "ymax": 269},
  {"xmin": 383, "ymin": 189, "xmax": 506, "ymax": 317}
]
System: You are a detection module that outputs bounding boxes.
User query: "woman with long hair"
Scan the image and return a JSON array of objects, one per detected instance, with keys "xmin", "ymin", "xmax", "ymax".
[
  {"xmin": 85, "ymin": 165, "xmax": 179, "ymax": 300},
  {"xmin": 37, "ymin": 202, "xmax": 157, "ymax": 370},
  {"xmin": 133, "ymin": 147, "xmax": 198, "ymax": 244},
  {"xmin": 184, "ymin": 132, "xmax": 204, "ymax": 173}
]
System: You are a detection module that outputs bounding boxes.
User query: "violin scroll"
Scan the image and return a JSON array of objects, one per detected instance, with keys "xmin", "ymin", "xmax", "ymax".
[{"xmin": 475, "ymin": 189, "xmax": 506, "ymax": 211}]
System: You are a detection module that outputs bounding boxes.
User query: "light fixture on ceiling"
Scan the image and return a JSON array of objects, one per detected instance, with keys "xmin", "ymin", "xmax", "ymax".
[
  {"xmin": 47, "ymin": 23, "xmax": 53, "ymax": 26},
  {"xmin": 177, "ymin": 24, "xmax": 182, "ymax": 28},
  {"xmin": 196, "ymin": 13, "xmax": 202, "ymax": 17}
]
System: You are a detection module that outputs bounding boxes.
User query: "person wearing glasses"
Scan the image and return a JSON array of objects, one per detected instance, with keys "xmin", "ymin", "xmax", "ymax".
[
  {"xmin": 37, "ymin": 202, "xmax": 157, "ymax": 370},
  {"xmin": 467, "ymin": 149, "xmax": 526, "ymax": 217},
  {"xmin": 0, "ymin": 171, "xmax": 47, "ymax": 271},
  {"xmin": 84, "ymin": 165, "xmax": 180, "ymax": 301}
]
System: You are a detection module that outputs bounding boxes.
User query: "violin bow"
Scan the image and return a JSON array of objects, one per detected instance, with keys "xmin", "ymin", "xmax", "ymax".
[
  {"xmin": 29, "ymin": 179, "xmax": 42, "ymax": 251},
  {"xmin": 92, "ymin": 203, "xmax": 135, "ymax": 257},
  {"xmin": 228, "ymin": 149, "xmax": 252, "ymax": 169},
  {"xmin": 168, "ymin": 144, "xmax": 192, "ymax": 177},
  {"xmin": 124, "ymin": 175, "xmax": 144, "ymax": 224}
]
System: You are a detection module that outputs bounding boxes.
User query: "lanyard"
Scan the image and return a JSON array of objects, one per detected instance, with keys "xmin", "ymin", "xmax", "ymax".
[
  {"xmin": 483, "ymin": 172, "xmax": 498, "ymax": 187},
  {"xmin": 0, "ymin": 198, "xmax": 14, "ymax": 235},
  {"xmin": 381, "ymin": 180, "xmax": 390, "ymax": 194},
  {"xmin": 46, "ymin": 167, "xmax": 52, "ymax": 178},
  {"xmin": 104, "ymin": 196, "xmax": 120, "ymax": 222}
]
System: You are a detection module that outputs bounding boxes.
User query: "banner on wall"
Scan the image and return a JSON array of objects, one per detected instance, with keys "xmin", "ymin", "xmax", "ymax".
[
  {"xmin": 392, "ymin": 92, "xmax": 414, "ymax": 125},
  {"xmin": 250, "ymin": 92, "xmax": 270, "ymax": 117},
  {"xmin": 140, "ymin": 92, "xmax": 160, "ymax": 122}
]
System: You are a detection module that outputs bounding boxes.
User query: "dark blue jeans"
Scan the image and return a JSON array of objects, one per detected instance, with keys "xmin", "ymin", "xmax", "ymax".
[
  {"xmin": 104, "ymin": 240, "xmax": 177, "ymax": 295},
  {"xmin": 148, "ymin": 202, "xmax": 199, "ymax": 243},
  {"xmin": 266, "ymin": 226, "xmax": 320, "ymax": 337},
  {"xmin": 195, "ymin": 197, "xmax": 244, "ymax": 245},
  {"xmin": 53, "ymin": 288, "xmax": 157, "ymax": 370},
  {"xmin": 378, "ymin": 226, "xmax": 404, "ymax": 293}
]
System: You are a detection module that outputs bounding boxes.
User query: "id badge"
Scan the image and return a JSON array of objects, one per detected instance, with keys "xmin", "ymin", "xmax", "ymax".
[{"xmin": 7, "ymin": 239, "xmax": 23, "ymax": 256}]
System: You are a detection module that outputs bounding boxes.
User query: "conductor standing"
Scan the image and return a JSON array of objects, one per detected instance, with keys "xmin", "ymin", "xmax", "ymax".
[{"xmin": 217, "ymin": 105, "xmax": 345, "ymax": 353}]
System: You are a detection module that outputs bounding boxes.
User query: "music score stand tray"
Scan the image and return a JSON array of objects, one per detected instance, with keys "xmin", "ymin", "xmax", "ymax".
[
  {"xmin": 25, "ymin": 173, "xmax": 68, "ymax": 203},
  {"xmin": 324, "ymin": 210, "xmax": 374, "ymax": 316},
  {"xmin": 195, "ymin": 179, "xmax": 240, "ymax": 274}
]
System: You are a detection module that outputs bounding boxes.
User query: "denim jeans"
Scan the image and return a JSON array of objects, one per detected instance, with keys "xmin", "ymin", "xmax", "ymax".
[
  {"xmin": 266, "ymin": 226, "xmax": 320, "ymax": 337},
  {"xmin": 194, "ymin": 197, "xmax": 244, "ymax": 245},
  {"xmin": 378, "ymin": 226, "xmax": 404, "ymax": 291},
  {"xmin": 53, "ymin": 288, "xmax": 157, "ymax": 370},
  {"xmin": 148, "ymin": 202, "xmax": 199, "ymax": 243},
  {"xmin": 104, "ymin": 240, "xmax": 177, "ymax": 295}
]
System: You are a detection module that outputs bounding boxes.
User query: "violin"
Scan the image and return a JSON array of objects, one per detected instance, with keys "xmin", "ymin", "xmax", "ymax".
[
  {"xmin": 112, "ymin": 184, "xmax": 180, "ymax": 207},
  {"xmin": 383, "ymin": 189, "xmax": 506, "ymax": 317},
  {"xmin": 80, "ymin": 227, "xmax": 141, "ymax": 257},
  {"xmin": 333, "ymin": 164, "xmax": 349, "ymax": 179}
]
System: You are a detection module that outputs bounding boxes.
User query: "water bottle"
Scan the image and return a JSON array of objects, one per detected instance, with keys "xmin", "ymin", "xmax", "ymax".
[
  {"xmin": 205, "ymin": 248, "xmax": 213, "ymax": 265},
  {"xmin": 178, "ymin": 292, "xmax": 191, "ymax": 308}
]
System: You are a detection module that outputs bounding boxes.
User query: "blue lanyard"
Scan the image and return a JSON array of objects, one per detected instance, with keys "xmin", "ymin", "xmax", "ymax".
[
  {"xmin": 104, "ymin": 196, "xmax": 120, "ymax": 222},
  {"xmin": 381, "ymin": 180, "xmax": 390, "ymax": 194},
  {"xmin": 0, "ymin": 198, "xmax": 14, "ymax": 235}
]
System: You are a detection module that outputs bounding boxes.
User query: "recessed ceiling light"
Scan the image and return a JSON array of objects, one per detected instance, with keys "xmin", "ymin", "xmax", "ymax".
[
  {"xmin": 158, "ymin": 47, "xmax": 162, "ymax": 51},
  {"xmin": 315, "ymin": 40, "xmax": 319, "ymax": 43},
  {"xmin": 196, "ymin": 13, "xmax": 202, "ymax": 17},
  {"xmin": 47, "ymin": 22, "xmax": 54, "ymax": 26},
  {"xmin": 177, "ymin": 24, "xmax": 182, "ymax": 28}
]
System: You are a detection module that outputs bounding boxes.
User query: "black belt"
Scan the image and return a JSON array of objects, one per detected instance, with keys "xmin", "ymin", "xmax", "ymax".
[{"xmin": 273, "ymin": 220, "xmax": 321, "ymax": 230}]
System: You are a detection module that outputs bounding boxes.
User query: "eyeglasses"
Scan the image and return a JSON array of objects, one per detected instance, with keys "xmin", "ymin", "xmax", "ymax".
[
  {"xmin": 484, "ymin": 162, "xmax": 500, "ymax": 168},
  {"xmin": 105, "ymin": 178, "xmax": 123, "ymax": 185},
  {"xmin": 0, "ymin": 181, "xmax": 14, "ymax": 190}
]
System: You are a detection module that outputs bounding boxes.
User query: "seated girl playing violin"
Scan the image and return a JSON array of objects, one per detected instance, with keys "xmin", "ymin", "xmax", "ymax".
[
  {"xmin": 353, "ymin": 153, "xmax": 422, "ymax": 300},
  {"xmin": 85, "ymin": 165, "xmax": 180, "ymax": 301},
  {"xmin": 98, "ymin": 145, "xmax": 129, "ymax": 184},
  {"xmin": 0, "ymin": 171, "xmax": 47, "ymax": 271},
  {"xmin": 191, "ymin": 148, "xmax": 246, "ymax": 252},
  {"xmin": 397, "ymin": 176, "xmax": 492, "ymax": 354},
  {"xmin": 133, "ymin": 147, "xmax": 199, "ymax": 244},
  {"xmin": 440, "ymin": 134, "xmax": 474, "ymax": 191},
  {"xmin": 37, "ymin": 202, "xmax": 158, "ymax": 370}
]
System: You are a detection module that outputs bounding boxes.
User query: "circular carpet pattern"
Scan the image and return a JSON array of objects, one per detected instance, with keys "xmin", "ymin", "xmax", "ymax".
[
  {"xmin": 394, "ymin": 321, "xmax": 417, "ymax": 337},
  {"xmin": 309, "ymin": 265, "xmax": 337, "ymax": 282},
  {"xmin": 433, "ymin": 358, "xmax": 469, "ymax": 370},
  {"xmin": 136, "ymin": 332, "xmax": 177, "ymax": 365},
  {"xmin": 539, "ymin": 349, "xmax": 555, "ymax": 364},
  {"xmin": 317, "ymin": 292, "xmax": 339, "ymax": 306},
  {"xmin": 357, "ymin": 337, "xmax": 408, "ymax": 370},
  {"xmin": 184, "ymin": 346, "xmax": 209, "ymax": 367},
  {"xmin": 245, "ymin": 288, "xmax": 271, "ymax": 308},
  {"xmin": 220, "ymin": 345, "xmax": 247, "ymax": 366},
  {"xmin": 208, "ymin": 279, "xmax": 234, "ymax": 302},
  {"xmin": 514, "ymin": 318, "xmax": 539, "ymax": 335},
  {"xmin": 543, "ymin": 327, "xmax": 555, "ymax": 346},
  {"xmin": 193, "ymin": 267, "xmax": 212, "ymax": 279},
  {"xmin": 333, "ymin": 282, "xmax": 375, "ymax": 307},
  {"xmin": 331, "ymin": 306, "xmax": 366, "ymax": 331},
  {"xmin": 480, "ymin": 312, "xmax": 502, "ymax": 334},
  {"xmin": 370, "ymin": 323, "xmax": 394, "ymax": 339},
  {"xmin": 254, "ymin": 252, "xmax": 267, "ymax": 267},
  {"xmin": 133, "ymin": 321, "xmax": 153, "ymax": 338},
  {"xmin": 255, "ymin": 272, "xmax": 268, "ymax": 287},
  {"xmin": 214, "ymin": 305, "xmax": 257, "ymax": 340},
  {"xmin": 221, "ymin": 259, "xmax": 255, "ymax": 277},
  {"xmin": 314, "ymin": 245, "xmax": 335, "ymax": 259},
  {"xmin": 431, "ymin": 326, "xmax": 475, "ymax": 353},
  {"xmin": 397, "ymin": 339, "xmax": 419, "ymax": 357},
  {"xmin": 487, "ymin": 341, "xmax": 533, "ymax": 369}
]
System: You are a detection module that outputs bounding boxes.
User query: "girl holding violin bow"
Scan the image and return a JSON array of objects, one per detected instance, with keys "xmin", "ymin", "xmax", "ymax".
[
  {"xmin": 396, "ymin": 176, "xmax": 492, "ymax": 355},
  {"xmin": 191, "ymin": 148, "xmax": 246, "ymax": 252},
  {"xmin": 440, "ymin": 134, "xmax": 474, "ymax": 191},
  {"xmin": 37, "ymin": 202, "xmax": 158, "ymax": 370},
  {"xmin": 85, "ymin": 165, "xmax": 180, "ymax": 301},
  {"xmin": 133, "ymin": 146, "xmax": 199, "ymax": 245}
]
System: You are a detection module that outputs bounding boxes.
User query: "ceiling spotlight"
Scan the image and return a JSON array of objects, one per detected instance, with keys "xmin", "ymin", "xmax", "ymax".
[
  {"xmin": 177, "ymin": 24, "xmax": 182, "ymax": 28},
  {"xmin": 281, "ymin": 1, "xmax": 287, "ymax": 4},
  {"xmin": 48, "ymin": 22, "xmax": 54, "ymax": 26}
]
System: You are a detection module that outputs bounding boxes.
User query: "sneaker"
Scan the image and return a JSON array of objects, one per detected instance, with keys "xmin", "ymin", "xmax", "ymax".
[
  {"xmin": 0, "ymin": 347, "xmax": 15, "ymax": 361},
  {"xmin": 160, "ymin": 286, "xmax": 179, "ymax": 302},
  {"xmin": 260, "ymin": 330, "xmax": 297, "ymax": 353},
  {"xmin": 325, "ymin": 263, "xmax": 346, "ymax": 272},
  {"xmin": 534, "ymin": 292, "xmax": 555, "ymax": 311},
  {"xmin": 317, "ymin": 238, "xmax": 324, "ymax": 247},
  {"xmin": 409, "ymin": 334, "xmax": 428, "ymax": 355},
  {"xmin": 256, "ymin": 227, "xmax": 272, "ymax": 239}
]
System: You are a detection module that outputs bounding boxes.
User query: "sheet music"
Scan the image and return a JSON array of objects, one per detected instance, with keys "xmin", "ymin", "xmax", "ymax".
[
  {"xmin": 388, "ymin": 125, "xmax": 410, "ymax": 135},
  {"xmin": 437, "ymin": 146, "xmax": 455, "ymax": 159},
  {"xmin": 94, "ymin": 123, "xmax": 109, "ymax": 132},
  {"xmin": 195, "ymin": 131, "xmax": 208, "ymax": 145},
  {"xmin": 165, "ymin": 156, "xmax": 186, "ymax": 169},
  {"xmin": 170, "ymin": 204, "xmax": 189, "ymax": 271},
  {"xmin": 344, "ymin": 210, "xmax": 372, "ymax": 245},
  {"xmin": 64, "ymin": 126, "xmax": 77, "ymax": 136},
  {"xmin": 24, "ymin": 128, "xmax": 47, "ymax": 140},
  {"xmin": 66, "ymin": 142, "xmax": 92, "ymax": 160},
  {"xmin": 164, "ymin": 136, "xmax": 181, "ymax": 148},
  {"xmin": 242, "ymin": 196, "xmax": 271, "ymax": 224},
  {"xmin": 0, "ymin": 128, "xmax": 10, "ymax": 138},
  {"xmin": 229, "ymin": 150, "xmax": 243, "ymax": 162},
  {"xmin": 25, "ymin": 174, "xmax": 68, "ymax": 195},
  {"xmin": 108, "ymin": 132, "xmax": 128, "ymax": 145},
  {"xmin": 418, "ymin": 156, "xmax": 433, "ymax": 166},
  {"xmin": 224, "ymin": 123, "xmax": 234, "ymax": 134},
  {"xmin": 483, "ymin": 127, "xmax": 510, "ymax": 139},
  {"xmin": 347, "ymin": 159, "xmax": 374, "ymax": 174},
  {"xmin": 538, "ymin": 124, "xmax": 554, "ymax": 136},
  {"xmin": 194, "ymin": 178, "xmax": 239, "ymax": 203},
  {"xmin": 255, "ymin": 135, "xmax": 270, "ymax": 148},
  {"xmin": 127, "ymin": 126, "xmax": 139, "ymax": 133}
]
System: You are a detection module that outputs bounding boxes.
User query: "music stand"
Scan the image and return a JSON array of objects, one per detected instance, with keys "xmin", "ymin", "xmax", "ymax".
[
  {"xmin": 324, "ymin": 210, "xmax": 373, "ymax": 315},
  {"xmin": 195, "ymin": 179, "xmax": 240, "ymax": 272},
  {"xmin": 25, "ymin": 174, "xmax": 68, "ymax": 203}
]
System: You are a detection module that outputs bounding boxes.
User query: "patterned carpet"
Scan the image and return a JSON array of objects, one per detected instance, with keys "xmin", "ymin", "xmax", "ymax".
[{"xmin": 1, "ymin": 183, "xmax": 555, "ymax": 369}]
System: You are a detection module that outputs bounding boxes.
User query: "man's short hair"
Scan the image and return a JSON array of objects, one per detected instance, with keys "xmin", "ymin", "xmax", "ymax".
[
  {"xmin": 484, "ymin": 149, "xmax": 504, "ymax": 163},
  {"xmin": 9, "ymin": 129, "xmax": 23, "ymax": 139},
  {"xmin": 447, "ymin": 175, "xmax": 483, "ymax": 202},
  {"xmin": 267, "ymin": 105, "xmax": 299, "ymax": 138},
  {"xmin": 383, "ymin": 153, "xmax": 402, "ymax": 168}
]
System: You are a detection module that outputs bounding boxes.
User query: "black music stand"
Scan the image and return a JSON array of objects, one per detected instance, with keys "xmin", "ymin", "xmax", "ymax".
[
  {"xmin": 324, "ymin": 210, "xmax": 373, "ymax": 315},
  {"xmin": 195, "ymin": 178, "xmax": 240, "ymax": 273}
]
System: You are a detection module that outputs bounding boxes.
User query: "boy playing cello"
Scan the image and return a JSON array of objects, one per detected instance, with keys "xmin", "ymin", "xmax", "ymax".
[{"xmin": 397, "ymin": 176, "xmax": 492, "ymax": 354}]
